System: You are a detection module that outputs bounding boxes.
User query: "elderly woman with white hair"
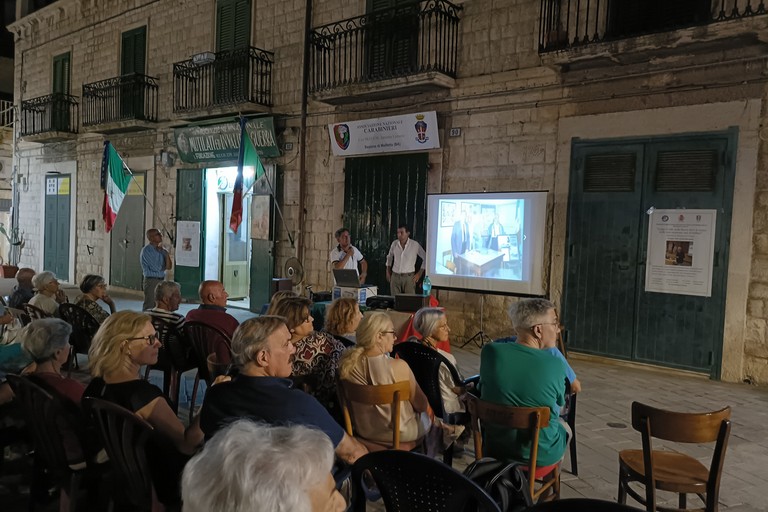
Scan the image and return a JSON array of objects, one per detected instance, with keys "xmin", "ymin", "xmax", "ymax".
[
  {"xmin": 20, "ymin": 318, "xmax": 84, "ymax": 405},
  {"xmin": 182, "ymin": 420, "xmax": 345, "ymax": 512},
  {"xmin": 28, "ymin": 271, "xmax": 68, "ymax": 316},
  {"xmin": 412, "ymin": 307, "xmax": 465, "ymax": 416}
]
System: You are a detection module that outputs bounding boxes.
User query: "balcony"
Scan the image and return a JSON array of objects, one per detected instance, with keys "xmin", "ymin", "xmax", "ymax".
[
  {"xmin": 309, "ymin": 0, "xmax": 462, "ymax": 105},
  {"xmin": 539, "ymin": 0, "xmax": 768, "ymax": 66},
  {"xmin": 173, "ymin": 46, "xmax": 274, "ymax": 120},
  {"xmin": 81, "ymin": 73, "xmax": 158, "ymax": 134},
  {"xmin": 20, "ymin": 93, "xmax": 78, "ymax": 142}
]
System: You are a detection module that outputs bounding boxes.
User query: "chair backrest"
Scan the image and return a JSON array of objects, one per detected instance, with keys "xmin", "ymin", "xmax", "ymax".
[
  {"xmin": 630, "ymin": 401, "xmax": 731, "ymax": 444},
  {"xmin": 183, "ymin": 321, "xmax": 232, "ymax": 386},
  {"xmin": 150, "ymin": 318, "xmax": 194, "ymax": 373},
  {"xmin": 351, "ymin": 450, "xmax": 501, "ymax": 512},
  {"xmin": 338, "ymin": 379, "xmax": 411, "ymax": 449},
  {"xmin": 7, "ymin": 306, "xmax": 31, "ymax": 326},
  {"xmin": 24, "ymin": 302, "xmax": 52, "ymax": 320},
  {"xmin": 58, "ymin": 303, "xmax": 101, "ymax": 354},
  {"xmin": 6, "ymin": 374, "xmax": 88, "ymax": 479},
  {"xmin": 391, "ymin": 340, "xmax": 462, "ymax": 419},
  {"xmin": 82, "ymin": 397, "xmax": 155, "ymax": 511},
  {"xmin": 466, "ymin": 394, "xmax": 550, "ymax": 497}
]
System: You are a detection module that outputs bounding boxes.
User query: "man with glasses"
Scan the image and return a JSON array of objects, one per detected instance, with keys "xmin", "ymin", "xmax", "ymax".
[{"xmin": 478, "ymin": 298, "xmax": 569, "ymax": 468}]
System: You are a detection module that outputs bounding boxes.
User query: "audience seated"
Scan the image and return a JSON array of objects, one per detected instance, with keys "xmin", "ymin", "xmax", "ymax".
[
  {"xmin": 479, "ymin": 298, "xmax": 569, "ymax": 467},
  {"xmin": 324, "ymin": 297, "xmax": 363, "ymax": 346},
  {"xmin": 20, "ymin": 319, "xmax": 83, "ymax": 405},
  {"xmin": 0, "ymin": 310, "xmax": 30, "ymax": 406},
  {"xmin": 74, "ymin": 274, "xmax": 116, "ymax": 324},
  {"xmin": 145, "ymin": 281, "xmax": 185, "ymax": 328},
  {"xmin": 412, "ymin": 307, "xmax": 465, "ymax": 416},
  {"xmin": 182, "ymin": 420, "xmax": 345, "ymax": 512},
  {"xmin": 338, "ymin": 311, "xmax": 432, "ymax": 445},
  {"xmin": 28, "ymin": 271, "xmax": 68, "ymax": 317},
  {"xmin": 84, "ymin": 311, "xmax": 204, "ymax": 508},
  {"xmin": 271, "ymin": 297, "xmax": 345, "ymax": 415},
  {"xmin": 198, "ymin": 316, "xmax": 367, "ymax": 465},
  {"xmin": 185, "ymin": 280, "xmax": 238, "ymax": 364},
  {"xmin": 8, "ymin": 267, "xmax": 35, "ymax": 308}
]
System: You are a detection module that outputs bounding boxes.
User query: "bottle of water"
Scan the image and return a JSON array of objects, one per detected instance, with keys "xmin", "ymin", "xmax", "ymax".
[{"xmin": 423, "ymin": 275, "xmax": 432, "ymax": 296}]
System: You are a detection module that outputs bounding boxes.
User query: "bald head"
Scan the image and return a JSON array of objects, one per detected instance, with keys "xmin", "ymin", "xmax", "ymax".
[
  {"xmin": 16, "ymin": 268, "xmax": 35, "ymax": 288},
  {"xmin": 199, "ymin": 280, "xmax": 228, "ymax": 307}
]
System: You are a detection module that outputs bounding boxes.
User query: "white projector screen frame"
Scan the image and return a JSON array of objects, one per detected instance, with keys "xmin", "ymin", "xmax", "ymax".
[{"xmin": 425, "ymin": 191, "xmax": 548, "ymax": 296}]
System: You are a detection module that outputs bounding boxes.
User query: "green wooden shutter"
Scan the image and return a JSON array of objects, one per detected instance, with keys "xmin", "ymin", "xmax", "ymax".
[
  {"xmin": 216, "ymin": 0, "xmax": 251, "ymax": 51},
  {"xmin": 121, "ymin": 26, "xmax": 146, "ymax": 75},
  {"xmin": 175, "ymin": 170, "xmax": 206, "ymax": 299},
  {"xmin": 52, "ymin": 52, "xmax": 70, "ymax": 94}
]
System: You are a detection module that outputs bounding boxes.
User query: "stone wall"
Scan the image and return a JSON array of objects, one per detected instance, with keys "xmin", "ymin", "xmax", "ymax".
[{"xmin": 9, "ymin": 0, "xmax": 768, "ymax": 383}]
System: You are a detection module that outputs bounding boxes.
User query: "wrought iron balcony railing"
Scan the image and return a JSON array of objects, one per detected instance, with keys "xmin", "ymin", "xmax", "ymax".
[
  {"xmin": 540, "ymin": 0, "xmax": 768, "ymax": 52},
  {"xmin": 173, "ymin": 46, "xmax": 274, "ymax": 113},
  {"xmin": 82, "ymin": 73, "xmax": 158, "ymax": 126},
  {"xmin": 309, "ymin": 0, "xmax": 462, "ymax": 92},
  {"xmin": 20, "ymin": 93, "xmax": 78, "ymax": 136}
]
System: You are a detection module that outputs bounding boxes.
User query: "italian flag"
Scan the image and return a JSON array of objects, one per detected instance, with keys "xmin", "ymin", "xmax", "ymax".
[
  {"xmin": 229, "ymin": 117, "xmax": 266, "ymax": 233},
  {"xmin": 101, "ymin": 141, "xmax": 132, "ymax": 233}
]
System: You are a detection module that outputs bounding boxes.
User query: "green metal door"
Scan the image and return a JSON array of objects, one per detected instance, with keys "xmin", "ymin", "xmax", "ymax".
[
  {"xmin": 43, "ymin": 175, "xmax": 71, "ymax": 281},
  {"xmin": 221, "ymin": 193, "xmax": 249, "ymax": 299},
  {"xmin": 563, "ymin": 132, "xmax": 736, "ymax": 377},
  {"xmin": 109, "ymin": 173, "xmax": 146, "ymax": 290},
  {"xmin": 249, "ymin": 171, "xmax": 276, "ymax": 312},
  {"xmin": 344, "ymin": 153, "xmax": 428, "ymax": 294},
  {"xmin": 563, "ymin": 145, "xmax": 645, "ymax": 358},
  {"xmin": 176, "ymin": 169, "xmax": 205, "ymax": 299}
]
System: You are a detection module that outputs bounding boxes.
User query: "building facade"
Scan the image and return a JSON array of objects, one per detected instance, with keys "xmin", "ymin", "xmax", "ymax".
[{"xmin": 8, "ymin": 0, "xmax": 768, "ymax": 383}]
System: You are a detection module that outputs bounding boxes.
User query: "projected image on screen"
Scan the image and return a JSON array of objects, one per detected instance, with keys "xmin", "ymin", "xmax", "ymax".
[{"xmin": 426, "ymin": 192, "xmax": 547, "ymax": 296}]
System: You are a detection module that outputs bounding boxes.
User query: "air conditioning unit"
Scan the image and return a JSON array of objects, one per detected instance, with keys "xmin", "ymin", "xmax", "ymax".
[{"xmin": 192, "ymin": 52, "xmax": 216, "ymax": 66}]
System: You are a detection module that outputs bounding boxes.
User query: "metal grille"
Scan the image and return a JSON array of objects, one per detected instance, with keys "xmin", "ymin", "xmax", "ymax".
[
  {"xmin": 583, "ymin": 153, "xmax": 636, "ymax": 192},
  {"xmin": 655, "ymin": 150, "xmax": 717, "ymax": 191}
]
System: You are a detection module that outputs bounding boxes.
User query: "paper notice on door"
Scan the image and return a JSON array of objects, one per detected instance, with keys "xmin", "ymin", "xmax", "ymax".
[
  {"xmin": 644, "ymin": 209, "xmax": 716, "ymax": 297},
  {"xmin": 175, "ymin": 221, "xmax": 200, "ymax": 267}
]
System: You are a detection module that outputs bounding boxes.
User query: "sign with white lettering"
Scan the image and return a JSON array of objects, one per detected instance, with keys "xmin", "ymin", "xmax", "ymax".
[
  {"xmin": 174, "ymin": 117, "xmax": 280, "ymax": 163},
  {"xmin": 327, "ymin": 111, "xmax": 440, "ymax": 156}
]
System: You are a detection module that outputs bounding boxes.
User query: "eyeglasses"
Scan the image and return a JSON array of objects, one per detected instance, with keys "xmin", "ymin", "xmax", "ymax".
[
  {"xmin": 380, "ymin": 330, "xmax": 396, "ymax": 336},
  {"xmin": 124, "ymin": 333, "xmax": 159, "ymax": 345},
  {"xmin": 534, "ymin": 322, "xmax": 560, "ymax": 328}
]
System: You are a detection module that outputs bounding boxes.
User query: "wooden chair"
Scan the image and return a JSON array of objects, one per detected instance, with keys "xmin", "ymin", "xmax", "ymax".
[
  {"xmin": 391, "ymin": 340, "xmax": 469, "ymax": 466},
  {"xmin": 338, "ymin": 379, "xmax": 423, "ymax": 452},
  {"xmin": 350, "ymin": 450, "xmax": 501, "ymax": 512},
  {"xmin": 467, "ymin": 394, "xmax": 561, "ymax": 503},
  {"xmin": 58, "ymin": 303, "xmax": 100, "ymax": 374},
  {"xmin": 618, "ymin": 401, "xmax": 731, "ymax": 512},
  {"xmin": 83, "ymin": 397, "xmax": 163, "ymax": 512},
  {"xmin": 24, "ymin": 302, "xmax": 52, "ymax": 320},
  {"xmin": 7, "ymin": 374, "xmax": 102, "ymax": 512}
]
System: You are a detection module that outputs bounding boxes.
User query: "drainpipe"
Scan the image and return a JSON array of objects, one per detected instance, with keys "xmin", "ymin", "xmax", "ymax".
[{"xmin": 297, "ymin": 0, "xmax": 313, "ymax": 262}]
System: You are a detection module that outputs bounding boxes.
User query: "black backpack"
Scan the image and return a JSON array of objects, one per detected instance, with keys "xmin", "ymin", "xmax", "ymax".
[{"xmin": 463, "ymin": 458, "xmax": 534, "ymax": 512}]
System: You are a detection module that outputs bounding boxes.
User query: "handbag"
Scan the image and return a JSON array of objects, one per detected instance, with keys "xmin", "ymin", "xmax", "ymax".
[{"xmin": 463, "ymin": 458, "xmax": 533, "ymax": 512}]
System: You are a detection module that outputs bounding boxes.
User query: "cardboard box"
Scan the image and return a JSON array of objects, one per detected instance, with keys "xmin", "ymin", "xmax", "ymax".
[{"xmin": 332, "ymin": 285, "xmax": 378, "ymax": 305}]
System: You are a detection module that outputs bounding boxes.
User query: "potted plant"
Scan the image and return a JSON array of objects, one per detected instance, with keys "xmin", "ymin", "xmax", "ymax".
[{"xmin": 0, "ymin": 223, "xmax": 24, "ymax": 278}]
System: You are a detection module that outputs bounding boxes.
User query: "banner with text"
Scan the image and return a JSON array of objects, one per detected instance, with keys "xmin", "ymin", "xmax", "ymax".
[
  {"xmin": 644, "ymin": 209, "xmax": 717, "ymax": 297},
  {"xmin": 328, "ymin": 111, "xmax": 440, "ymax": 157},
  {"xmin": 174, "ymin": 117, "xmax": 280, "ymax": 163}
]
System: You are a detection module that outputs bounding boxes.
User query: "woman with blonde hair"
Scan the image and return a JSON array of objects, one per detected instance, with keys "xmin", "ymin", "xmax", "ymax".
[
  {"xmin": 272, "ymin": 297, "xmax": 344, "ymax": 416},
  {"xmin": 324, "ymin": 297, "xmax": 363, "ymax": 346},
  {"xmin": 338, "ymin": 311, "xmax": 432, "ymax": 447},
  {"xmin": 84, "ymin": 310, "xmax": 203, "ymax": 508}
]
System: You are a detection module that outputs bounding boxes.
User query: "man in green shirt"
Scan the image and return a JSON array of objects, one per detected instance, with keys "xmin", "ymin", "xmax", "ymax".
[{"xmin": 479, "ymin": 298, "xmax": 569, "ymax": 467}]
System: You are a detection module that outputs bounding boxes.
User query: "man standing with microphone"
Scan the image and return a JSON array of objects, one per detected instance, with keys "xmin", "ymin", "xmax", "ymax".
[
  {"xmin": 330, "ymin": 227, "xmax": 367, "ymax": 284},
  {"xmin": 140, "ymin": 228, "xmax": 172, "ymax": 310}
]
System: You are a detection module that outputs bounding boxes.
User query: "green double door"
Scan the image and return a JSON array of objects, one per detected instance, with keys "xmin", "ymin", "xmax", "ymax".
[{"xmin": 563, "ymin": 131, "xmax": 736, "ymax": 377}]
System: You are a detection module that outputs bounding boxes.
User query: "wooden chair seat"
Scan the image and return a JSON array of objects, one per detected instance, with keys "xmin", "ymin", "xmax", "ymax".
[
  {"xmin": 617, "ymin": 401, "xmax": 731, "ymax": 512},
  {"xmin": 619, "ymin": 449, "xmax": 709, "ymax": 493}
]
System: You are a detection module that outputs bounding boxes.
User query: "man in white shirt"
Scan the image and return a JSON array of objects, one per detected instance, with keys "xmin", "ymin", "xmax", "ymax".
[
  {"xmin": 386, "ymin": 224, "xmax": 426, "ymax": 295},
  {"xmin": 329, "ymin": 227, "xmax": 367, "ymax": 284}
]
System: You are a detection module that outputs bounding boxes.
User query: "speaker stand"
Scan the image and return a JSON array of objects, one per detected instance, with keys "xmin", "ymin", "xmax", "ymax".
[{"xmin": 461, "ymin": 294, "xmax": 492, "ymax": 349}]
